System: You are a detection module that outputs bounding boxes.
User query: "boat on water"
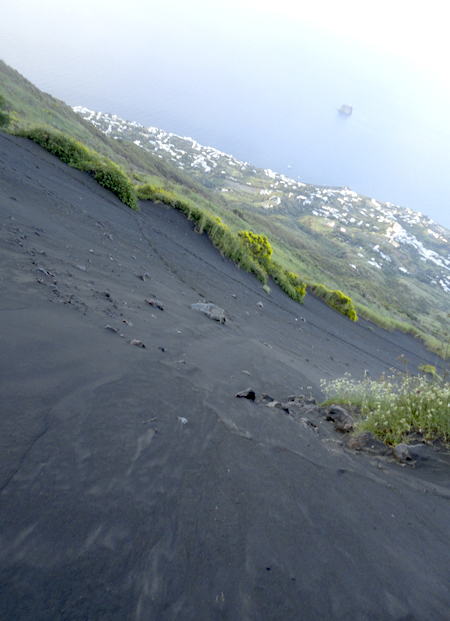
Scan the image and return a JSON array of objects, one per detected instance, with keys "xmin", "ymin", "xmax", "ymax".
[{"xmin": 338, "ymin": 104, "xmax": 353, "ymax": 116}]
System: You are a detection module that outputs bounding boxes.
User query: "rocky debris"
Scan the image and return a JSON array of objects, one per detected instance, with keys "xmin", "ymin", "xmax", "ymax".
[
  {"xmin": 130, "ymin": 339, "xmax": 145, "ymax": 348},
  {"xmin": 326, "ymin": 405, "xmax": 355, "ymax": 432},
  {"xmin": 76, "ymin": 265, "xmax": 87, "ymax": 271},
  {"xmin": 145, "ymin": 298, "xmax": 164, "ymax": 311},
  {"xmin": 256, "ymin": 394, "xmax": 289, "ymax": 412},
  {"xmin": 139, "ymin": 272, "xmax": 151, "ymax": 281},
  {"xmin": 190, "ymin": 302, "xmax": 226, "ymax": 324},
  {"xmin": 266, "ymin": 401, "xmax": 290, "ymax": 412},
  {"xmin": 37, "ymin": 267, "xmax": 52, "ymax": 277},
  {"xmin": 122, "ymin": 319, "xmax": 133, "ymax": 326},
  {"xmin": 103, "ymin": 325, "xmax": 120, "ymax": 334},
  {"xmin": 346, "ymin": 431, "xmax": 390, "ymax": 454},
  {"xmin": 288, "ymin": 395, "xmax": 316, "ymax": 405},
  {"xmin": 257, "ymin": 301, "xmax": 263, "ymax": 308},
  {"xmin": 178, "ymin": 416, "xmax": 188, "ymax": 425},
  {"xmin": 257, "ymin": 393, "xmax": 277, "ymax": 405},
  {"xmin": 301, "ymin": 417, "xmax": 319, "ymax": 433},
  {"xmin": 283, "ymin": 397, "xmax": 326, "ymax": 422},
  {"xmin": 242, "ymin": 370, "xmax": 251, "ymax": 376},
  {"xmin": 393, "ymin": 443, "xmax": 412, "ymax": 463},
  {"xmin": 236, "ymin": 388, "xmax": 256, "ymax": 401}
]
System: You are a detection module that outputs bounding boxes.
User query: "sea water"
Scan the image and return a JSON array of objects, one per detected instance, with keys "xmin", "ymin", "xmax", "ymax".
[{"xmin": 1, "ymin": 3, "xmax": 449, "ymax": 227}]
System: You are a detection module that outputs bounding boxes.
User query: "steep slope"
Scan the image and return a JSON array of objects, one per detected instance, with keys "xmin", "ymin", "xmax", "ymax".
[
  {"xmin": 2, "ymin": 131, "xmax": 450, "ymax": 621},
  {"xmin": 75, "ymin": 106, "xmax": 450, "ymax": 348}
]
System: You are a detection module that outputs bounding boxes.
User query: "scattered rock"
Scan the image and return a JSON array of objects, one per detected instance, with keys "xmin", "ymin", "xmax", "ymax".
[
  {"xmin": 236, "ymin": 388, "xmax": 256, "ymax": 401},
  {"xmin": 130, "ymin": 339, "xmax": 145, "ymax": 348},
  {"xmin": 257, "ymin": 301, "xmax": 263, "ymax": 308},
  {"xmin": 37, "ymin": 267, "xmax": 51, "ymax": 277},
  {"xmin": 301, "ymin": 417, "xmax": 319, "ymax": 433},
  {"xmin": 103, "ymin": 325, "xmax": 120, "ymax": 334},
  {"xmin": 257, "ymin": 394, "xmax": 289, "ymax": 412},
  {"xmin": 122, "ymin": 319, "xmax": 133, "ymax": 326},
  {"xmin": 393, "ymin": 443, "xmax": 412, "ymax": 463},
  {"xmin": 178, "ymin": 416, "xmax": 188, "ymax": 425},
  {"xmin": 145, "ymin": 298, "xmax": 164, "ymax": 311},
  {"xmin": 257, "ymin": 394, "xmax": 276, "ymax": 405},
  {"xmin": 288, "ymin": 395, "xmax": 316, "ymax": 405},
  {"xmin": 191, "ymin": 302, "xmax": 226, "ymax": 324},
  {"xmin": 346, "ymin": 432, "xmax": 390, "ymax": 454},
  {"xmin": 242, "ymin": 370, "xmax": 251, "ymax": 376},
  {"xmin": 326, "ymin": 405, "xmax": 355, "ymax": 432},
  {"xmin": 270, "ymin": 401, "xmax": 290, "ymax": 412},
  {"xmin": 284, "ymin": 401, "xmax": 325, "ymax": 421},
  {"xmin": 76, "ymin": 265, "xmax": 87, "ymax": 271}
]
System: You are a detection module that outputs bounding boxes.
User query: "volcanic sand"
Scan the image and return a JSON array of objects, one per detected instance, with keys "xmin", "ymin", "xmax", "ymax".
[{"xmin": 1, "ymin": 133, "xmax": 450, "ymax": 620}]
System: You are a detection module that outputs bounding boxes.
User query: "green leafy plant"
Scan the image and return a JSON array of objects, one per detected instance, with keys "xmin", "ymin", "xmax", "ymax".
[
  {"xmin": 16, "ymin": 126, "xmax": 138, "ymax": 210},
  {"xmin": 309, "ymin": 283, "xmax": 358, "ymax": 321},
  {"xmin": 238, "ymin": 230, "xmax": 273, "ymax": 259},
  {"xmin": 238, "ymin": 230, "xmax": 307, "ymax": 304},
  {"xmin": 418, "ymin": 364, "xmax": 441, "ymax": 380}
]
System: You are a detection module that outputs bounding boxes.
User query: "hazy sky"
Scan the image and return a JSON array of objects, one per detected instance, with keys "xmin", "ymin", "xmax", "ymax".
[{"xmin": 3, "ymin": 0, "xmax": 448, "ymax": 90}]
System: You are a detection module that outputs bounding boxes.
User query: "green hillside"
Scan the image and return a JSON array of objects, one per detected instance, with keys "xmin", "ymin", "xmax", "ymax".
[{"xmin": 2, "ymin": 58, "xmax": 450, "ymax": 355}]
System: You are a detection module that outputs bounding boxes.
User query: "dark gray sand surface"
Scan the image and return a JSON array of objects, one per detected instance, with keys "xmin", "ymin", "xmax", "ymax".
[{"xmin": 1, "ymin": 132, "xmax": 450, "ymax": 620}]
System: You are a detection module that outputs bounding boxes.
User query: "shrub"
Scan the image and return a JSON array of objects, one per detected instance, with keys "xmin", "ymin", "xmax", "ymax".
[
  {"xmin": 238, "ymin": 230, "xmax": 306, "ymax": 303},
  {"xmin": 137, "ymin": 184, "xmax": 266, "ymax": 282},
  {"xmin": 309, "ymin": 283, "xmax": 358, "ymax": 321},
  {"xmin": 238, "ymin": 230, "xmax": 273, "ymax": 259},
  {"xmin": 16, "ymin": 126, "xmax": 138, "ymax": 210},
  {"xmin": 90, "ymin": 162, "xmax": 138, "ymax": 210},
  {"xmin": 17, "ymin": 126, "xmax": 93, "ymax": 166}
]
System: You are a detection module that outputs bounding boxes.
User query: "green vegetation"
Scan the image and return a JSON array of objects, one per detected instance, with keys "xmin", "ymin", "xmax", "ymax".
[
  {"xmin": 17, "ymin": 127, "xmax": 139, "ymax": 210},
  {"xmin": 321, "ymin": 373, "xmax": 450, "ymax": 445},
  {"xmin": 0, "ymin": 60, "xmax": 208, "ymax": 198},
  {"xmin": 3, "ymin": 58, "xmax": 450, "ymax": 345},
  {"xmin": 308, "ymin": 283, "xmax": 358, "ymax": 321},
  {"xmin": 238, "ymin": 229, "xmax": 307, "ymax": 304},
  {"xmin": 0, "ymin": 94, "xmax": 11, "ymax": 128},
  {"xmin": 419, "ymin": 364, "xmax": 441, "ymax": 380},
  {"xmin": 137, "ymin": 185, "xmax": 266, "ymax": 282},
  {"xmin": 354, "ymin": 302, "xmax": 444, "ymax": 355},
  {"xmin": 238, "ymin": 230, "xmax": 273, "ymax": 260}
]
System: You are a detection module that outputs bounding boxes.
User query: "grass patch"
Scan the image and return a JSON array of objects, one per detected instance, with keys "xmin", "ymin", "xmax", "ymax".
[
  {"xmin": 16, "ymin": 126, "xmax": 139, "ymax": 210},
  {"xmin": 321, "ymin": 372, "xmax": 450, "ymax": 445}
]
